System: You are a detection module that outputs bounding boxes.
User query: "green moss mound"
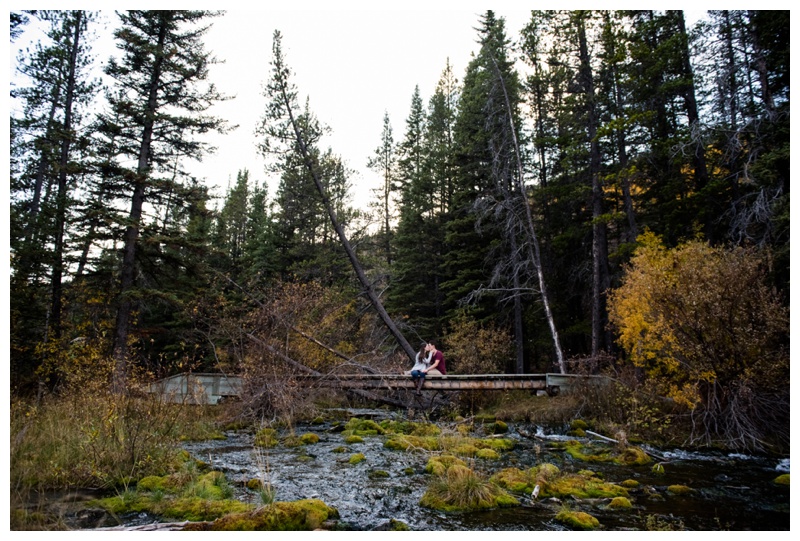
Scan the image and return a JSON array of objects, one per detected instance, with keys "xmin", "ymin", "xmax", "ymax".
[
  {"xmin": 773, "ymin": 474, "xmax": 789, "ymax": 486},
  {"xmin": 348, "ymin": 453, "xmax": 366, "ymax": 465},
  {"xmin": 490, "ymin": 463, "xmax": 561, "ymax": 495},
  {"xmin": 254, "ymin": 428, "xmax": 279, "ymax": 448},
  {"xmin": 387, "ymin": 518, "xmax": 410, "ymax": 531},
  {"xmin": 491, "ymin": 463, "xmax": 625, "ymax": 499},
  {"xmin": 185, "ymin": 499, "xmax": 339, "ymax": 531},
  {"xmin": 384, "ymin": 434, "xmax": 440, "ymax": 452},
  {"xmin": 344, "ymin": 418, "xmax": 385, "ymax": 436},
  {"xmin": 424, "ymin": 455, "xmax": 468, "ymax": 476},
  {"xmin": 570, "ymin": 419, "xmax": 590, "ymax": 431},
  {"xmin": 299, "ymin": 433, "xmax": 320, "ymax": 445},
  {"xmin": 94, "ymin": 470, "xmax": 249, "ymax": 522},
  {"xmin": 476, "ymin": 448, "xmax": 500, "ymax": 460},
  {"xmin": 607, "ymin": 496, "xmax": 633, "ymax": 510},
  {"xmin": 555, "ymin": 509, "xmax": 600, "ymax": 530},
  {"xmin": 667, "ymin": 484, "xmax": 692, "ymax": 496},
  {"xmin": 344, "ymin": 435, "xmax": 363, "ymax": 444},
  {"xmin": 246, "ymin": 478, "xmax": 264, "ymax": 491},
  {"xmin": 563, "ymin": 440, "xmax": 650, "ymax": 466},
  {"xmin": 547, "ymin": 472, "xmax": 628, "ymax": 499}
]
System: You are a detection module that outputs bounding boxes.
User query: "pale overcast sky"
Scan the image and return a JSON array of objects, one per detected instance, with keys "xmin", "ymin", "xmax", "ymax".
[
  {"xmin": 9, "ymin": 4, "xmax": 713, "ymax": 210},
  {"xmin": 183, "ymin": 7, "xmax": 534, "ymax": 208}
]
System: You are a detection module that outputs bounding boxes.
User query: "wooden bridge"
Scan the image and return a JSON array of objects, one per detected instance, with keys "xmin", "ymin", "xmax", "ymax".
[{"xmin": 149, "ymin": 372, "xmax": 608, "ymax": 405}]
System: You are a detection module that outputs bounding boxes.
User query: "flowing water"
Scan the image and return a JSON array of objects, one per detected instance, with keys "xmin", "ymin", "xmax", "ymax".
[{"xmin": 176, "ymin": 408, "xmax": 790, "ymax": 531}]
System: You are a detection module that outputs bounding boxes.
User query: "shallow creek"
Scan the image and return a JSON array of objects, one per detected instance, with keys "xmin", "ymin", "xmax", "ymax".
[{"xmin": 175, "ymin": 408, "xmax": 789, "ymax": 531}]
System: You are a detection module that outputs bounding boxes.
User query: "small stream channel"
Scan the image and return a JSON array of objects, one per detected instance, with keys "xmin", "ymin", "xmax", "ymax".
[{"xmin": 173, "ymin": 408, "xmax": 790, "ymax": 531}]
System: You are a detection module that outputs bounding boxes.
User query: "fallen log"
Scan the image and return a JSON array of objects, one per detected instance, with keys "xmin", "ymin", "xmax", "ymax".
[
  {"xmin": 585, "ymin": 429, "xmax": 669, "ymax": 462},
  {"xmin": 89, "ymin": 520, "xmax": 198, "ymax": 531}
]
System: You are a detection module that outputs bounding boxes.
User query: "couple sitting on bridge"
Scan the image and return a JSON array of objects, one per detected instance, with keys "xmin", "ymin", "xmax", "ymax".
[{"xmin": 406, "ymin": 342, "xmax": 446, "ymax": 395}]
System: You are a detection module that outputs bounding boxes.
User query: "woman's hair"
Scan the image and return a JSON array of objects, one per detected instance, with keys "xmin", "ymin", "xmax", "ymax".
[{"xmin": 418, "ymin": 342, "xmax": 428, "ymax": 356}]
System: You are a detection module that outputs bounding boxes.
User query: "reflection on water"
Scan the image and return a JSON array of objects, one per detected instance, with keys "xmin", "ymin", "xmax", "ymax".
[{"xmin": 180, "ymin": 409, "xmax": 789, "ymax": 531}]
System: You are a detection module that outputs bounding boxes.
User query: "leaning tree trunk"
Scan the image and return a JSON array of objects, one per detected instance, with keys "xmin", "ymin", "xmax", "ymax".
[{"xmin": 274, "ymin": 73, "xmax": 417, "ymax": 362}]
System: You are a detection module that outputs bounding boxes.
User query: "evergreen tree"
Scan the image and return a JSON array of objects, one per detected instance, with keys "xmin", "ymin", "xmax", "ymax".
[
  {"xmin": 367, "ymin": 110, "xmax": 397, "ymax": 266},
  {"xmin": 9, "ymin": 10, "xmax": 99, "ymax": 383},
  {"xmin": 443, "ymin": 11, "xmax": 543, "ymax": 371},
  {"xmin": 101, "ymin": 10, "xmax": 229, "ymax": 391}
]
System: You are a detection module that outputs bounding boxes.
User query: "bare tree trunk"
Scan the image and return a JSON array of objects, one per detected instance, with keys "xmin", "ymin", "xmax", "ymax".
[{"xmin": 489, "ymin": 56, "xmax": 566, "ymax": 374}]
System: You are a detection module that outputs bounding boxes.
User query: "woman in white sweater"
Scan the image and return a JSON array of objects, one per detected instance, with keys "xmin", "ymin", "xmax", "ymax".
[{"xmin": 407, "ymin": 342, "xmax": 432, "ymax": 394}]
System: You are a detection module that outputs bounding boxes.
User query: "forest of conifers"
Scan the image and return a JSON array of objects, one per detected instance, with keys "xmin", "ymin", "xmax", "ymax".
[{"xmin": 9, "ymin": 11, "xmax": 789, "ymax": 449}]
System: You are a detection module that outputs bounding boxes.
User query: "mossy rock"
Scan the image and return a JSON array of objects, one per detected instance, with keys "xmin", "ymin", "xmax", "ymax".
[
  {"xmin": 92, "ymin": 489, "xmax": 251, "ymax": 522},
  {"xmin": 410, "ymin": 422, "xmax": 442, "ymax": 437},
  {"xmin": 667, "ymin": 484, "xmax": 692, "ymax": 496},
  {"xmin": 403, "ymin": 467, "xmax": 416, "ymax": 476},
  {"xmin": 369, "ymin": 470, "xmax": 390, "ymax": 479},
  {"xmin": 344, "ymin": 435, "xmax": 363, "ymax": 444},
  {"xmin": 620, "ymin": 479, "xmax": 640, "ymax": 489},
  {"xmin": 618, "ymin": 446, "xmax": 651, "ymax": 465},
  {"xmin": 184, "ymin": 499, "xmax": 339, "ymax": 531},
  {"xmin": 424, "ymin": 455, "xmax": 468, "ymax": 476},
  {"xmin": 491, "ymin": 467, "xmax": 534, "ymax": 493},
  {"xmin": 246, "ymin": 478, "xmax": 264, "ymax": 491},
  {"xmin": 607, "ymin": 496, "xmax": 633, "ymax": 510},
  {"xmin": 651, "ymin": 463, "xmax": 666, "ymax": 475},
  {"xmin": 254, "ymin": 428, "xmax": 279, "ymax": 448},
  {"xmin": 348, "ymin": 453, "xmax": 366, "ymax": 465},
  {"xmin": 160, "ymin": 496, "xmax": 251, "ymax": 522},
  {"xmin": 477, "ymin": 437, "xmax": 515, "ymax": 451},
  {"xmin": 379, "ymin": 419, "xmax": 440, "ymax": 436},
  {"xmin": 282, "ymin": 435, "xmax": 303, "ymax": 447},
  {"xmin": 565, "ymin": 441, "xmax": 650, "ymax": 466},
  {"xmin": 476, "ymin": 448, "xmax": 500, "ymax": 460},
  {"xmin": 456, "ymin": 423, "xmax": 474, "ymax": 436},
  {"xmin": 555, "ymin": 509, "xmax": 600, "ymax": 530},
  {"xmin": 544, "ymin": 472, "xmax": 628, "ymax": 499},
  {"xmin": 384, "ymin": 434, "xmax": 440, "ymax": 452},
  {"xmin": 532, "ymin": 463, "xmax": 561, "ymax": 482},
  {"xmin": 489, "ymin": 420, "xmax": 509, "ymax": 434},
  {"xmin": 345, "ymin": 418, "xmax": 385, "ymax": 436},
  {"xmin": 299, "ymin": 433, "xmax": 320, "ymax": 445},
  {"xmin": 453, "ymin": 443, "xmax": 479, "ymax": 457},
  {"xmin": 569, "ymin": 428, "xmax": 587, "ymax": 437},
  {"xmin": 570, "ymin": 419, "xmax": 590, "ymax": 431},
  {"xmin": 773, "ymin": 474, "xmax": 789, "ymax": 486},
  {"xmin": 387, "ymin": 518, "xmax": 410, "ymax": 531}
]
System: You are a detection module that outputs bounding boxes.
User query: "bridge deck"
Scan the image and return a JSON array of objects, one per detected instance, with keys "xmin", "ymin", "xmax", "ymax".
[
  {"xmin": 149, "ymin": 372, "xmax": 606, "ymax": 404},
  {"xmin": 299, "ymin": 373, "xmax": 603, "ymax": 392}
]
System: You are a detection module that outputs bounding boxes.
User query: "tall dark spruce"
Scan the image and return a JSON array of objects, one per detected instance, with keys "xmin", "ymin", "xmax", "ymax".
[{"xmin": 103, "ymin": 10, "xmax": 229, "ymax": 392}]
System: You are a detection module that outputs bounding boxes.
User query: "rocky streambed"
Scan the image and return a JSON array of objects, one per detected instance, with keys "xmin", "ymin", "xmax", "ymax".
[{"xmin": 169, "ymin": 409, "xmax": 789, "ymax": 531}]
